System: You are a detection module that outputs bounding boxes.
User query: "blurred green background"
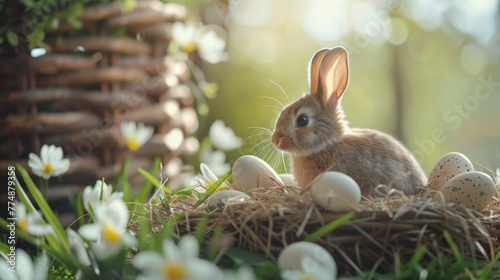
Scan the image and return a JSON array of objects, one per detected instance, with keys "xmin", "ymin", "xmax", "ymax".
[{"xmin": 200, "ymin": 0, "xmax": 500, "ymax": 175}]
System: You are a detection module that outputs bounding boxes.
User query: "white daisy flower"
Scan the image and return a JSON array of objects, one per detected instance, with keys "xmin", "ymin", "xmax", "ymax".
[
  {"xmin": 28, "ymin": 144, "xmax": 70, "ymax": 179},
  {"xmin": 171, "ymin": 22, "xmax": 228, "ymax": 64},
  {"xmin": 133, "ymin": 235, "xmax": 223, "ymax": 280},
  {"xmin": 209, "ymin": 120, "xmax": 242, "ymax": 151},
  {"xmin": 120, "ymin": 121, "xmax": 154, "ymax": 151},
  {"xmin": 0, "ymin": 249, "xmax": 49, "ymax": 280},
  {"xmin": 15, "ymin": 203, "xmax": 54, "ymax": 236},
  {"xmin": 82, "ymin": 180, "xmax": 123, "ymax": 213},
  {"xmin": 197, "ymin": 30, "xmax": 229, "ymax": 64},
  {"xmin": 199, "ymin": 147, "xmax": 230, "ymax": 177},
  {"xmin": 78, "ymin": 199, "xmax": 137, "ymax": 260},
  {"xmin": 193, "ymin": 163, "xmax": 231, "ymax": 190},
  {"xmin": 171, "ymin": 21, "xmax": 198, "ymax": 53}
]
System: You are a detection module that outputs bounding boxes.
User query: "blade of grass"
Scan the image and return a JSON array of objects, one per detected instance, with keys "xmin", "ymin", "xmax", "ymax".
[
  {"xmin": 194, "ymin": 214, "xmax": 208, "ymax": 243},
  {"xmin": 118, "ymin": 155, "xmax": 132, "ymax": 202},
  {"xmin": 134, "ymin": 157, "xmax": 162, "ymax": 202},
  {"xmin": 137, "ymin": 166, "xmax": 170, "ymax": 194},
  {"xmin": 443, "ymin": 230, "xmax": 463, "ymax": 263},
  {"xmin": 193, "ymin": 170, "xmax": 232, "ymax": 208},
  {"xmin": 405, "ymin": 246, "xmax": 426, "ymax": 271},
  {"xmin": 16, "ymin": 164, "xmax": 70, "ymax": 251},
  {"xmin": 304, "ymin": 212, "xmax": 354, "ymax": 242}
]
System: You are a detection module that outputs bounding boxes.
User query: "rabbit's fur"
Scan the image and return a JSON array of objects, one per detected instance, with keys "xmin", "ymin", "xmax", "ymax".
[{"xmin": 271, "ymin": 47, "xmax": 427, "ymax": 197}]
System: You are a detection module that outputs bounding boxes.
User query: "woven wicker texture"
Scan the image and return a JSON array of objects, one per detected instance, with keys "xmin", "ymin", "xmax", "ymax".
[{"xmin": 0, "ymin": 1, "xmax": 200, "ymax": 224}]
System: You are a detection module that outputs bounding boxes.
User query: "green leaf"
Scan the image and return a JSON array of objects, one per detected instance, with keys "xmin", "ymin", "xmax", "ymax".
[
  {"xmin": 193, "ymin": 170, "xmax": 232, "ymax": 208},
  {"xmin": 27, "ymin": 29, "xmax": 45, "ymax": 50},
  {"xmin": 304, "ymin": 212, "xmax": 355, "ymax": 242},
  {"xmin": 49, "ymin": 17, "xmax": 60, "ymax": 30},
  {"xmin": 6, "ymin": 31, "xmax": 18, "ymax": 46},
  {"xmin": 67, "ymin": 2, "xmax": 84, "ymax": 17},
  {"xmin": 66, "ymin": 16, "xmax": 82, "ymax": 29}
]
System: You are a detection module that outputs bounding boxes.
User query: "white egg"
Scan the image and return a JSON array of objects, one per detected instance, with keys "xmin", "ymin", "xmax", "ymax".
[
  {"xmin": 206, "ymin": 190, "xmax": 250, "ymax": 208},
  {"xmin": 434, "ymin": 171, "xmax": 496, "ymax": 211},
  {"xmin": 428, "ymin": 152, "xmax": 474, "ymax": 191},
  {"xmin": 279, "ymin": 174, "xmax": 296, "ymax": 187},
  {"xmin": 310, "ymin": 172, "xmax": 361, "ymax": 212},
  {"xmin": 278, "ymin": 242, "xmax": 337, "ymax": 277},
  {"xmin": 232, "ymin": 155, "xmax": 283, "ymax": 192}
]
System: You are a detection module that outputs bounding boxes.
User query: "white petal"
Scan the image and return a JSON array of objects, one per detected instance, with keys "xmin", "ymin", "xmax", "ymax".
[
  {"xmin": 17, "ymin": 250, "xmax": 34, "ymax": 280},
  {"xmin": 133, "ymin": 251, "xmax": 164, "ymax": 271},
  {"xmin": 82, "ymin": 186, "xmax": 93, "ymax": 212},
  {"xmin": 136, "ymin": 275, "xmax": 164, "ymax": 280},
  {"xmin": 91, "ymin": 242, "xmax": 122, "ymax": 261},
  {"xmin": 178, "ymin": 235, "xmax": 199, "ymax": 260},
  {"xmin": 16, "ymin": 203, "xmax": 26, "ymax": 220},
  {"xmin": 40, "ymin": 145, "xmax": 50, "ymax": 164},
  {"xmin": 27, "ymin": 224, "xmax": 54, "ymax": 236},
  {"xmin": 53, "ymin": 158, "xmax": 70, "ymax": 176},
  {"xmin": 28, "ymin": 153, "xmax": 43, "ymax": 170},
  {"xmin": 33, "ymin": 254, "xmax": 49, "ymax": 280},
  {"xmin": 185, "ymin": 259, "xmax": 223, "ymax": 280},
  {"xmin": 79, "ymin": 224, "xmax": 101, "ymax": 240},
  {"xmin": 0, "ymin": 260, "xmax": 16, "ymax": 280},
  {"xmin": 236, "ymin": 266, "xmax": 257, "ymax": 280},
  {"xmin": 122, "ymin": 233, "xmax": 138, "ymax": 247},
  {"xmin": 162, "ymin": 239, "xmax": 182, "ymax": 263},
  {"xmin": 200, "ymin": 163, "xmax": 218, "ymax": 182}
]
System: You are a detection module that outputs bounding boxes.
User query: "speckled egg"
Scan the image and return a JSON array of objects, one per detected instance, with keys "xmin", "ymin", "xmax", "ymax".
[
  {"xmin": 232, "ymin": 155, "xmax": 283, "ymax": 192},
  {"xmin": 434, "ymin": 171, "xmax": 496, "ymax": 211},
  {"xmin": 428, "ymin": 152, "xmax": 474, "ymax": 191},
  {"xmin": 310, "ymin": 172, "xmax": 361, "ymax": 212}
]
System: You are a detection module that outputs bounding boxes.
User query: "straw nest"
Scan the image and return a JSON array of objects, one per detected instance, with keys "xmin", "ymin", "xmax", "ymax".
[{"xmin": 134, "ymin": 184, "xmax": 500, "ymax": 276}]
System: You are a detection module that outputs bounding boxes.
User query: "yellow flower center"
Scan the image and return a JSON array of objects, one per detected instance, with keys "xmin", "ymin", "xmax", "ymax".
[
  {"xmin": 42, "ymin": 163, "xmax": 54, "ymax": 175},
  {"xmin": 163, "ymin": 263, "xmax": 186, "ymax": 280},
  {"xmin": 125, "ymin": 137, "xmax": 140, "ymax": 151},
  {"xmin": 181, "ymin": 42, "xmax": 197, "ymax": 53},
  {"xmin": 102, "ymin": 221, "xmax": 121, "ymax": 244},
  {"xmin": 18, "ymin": 218, "xmax": 28, "ymax": 232},
  {"xmin": 301, "ymin": 276, "xmax": 316, "ymax": 280}
]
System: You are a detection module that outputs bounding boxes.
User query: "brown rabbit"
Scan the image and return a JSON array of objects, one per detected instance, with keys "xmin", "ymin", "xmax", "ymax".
[{"xmin": 271, "ymin": 47, "xmax": 427, "ymax": 197}]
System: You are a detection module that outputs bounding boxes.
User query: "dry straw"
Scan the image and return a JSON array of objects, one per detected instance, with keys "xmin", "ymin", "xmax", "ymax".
[{"xmin": 134, "ymin": 183, "xmax": 500, "ymax": 275}]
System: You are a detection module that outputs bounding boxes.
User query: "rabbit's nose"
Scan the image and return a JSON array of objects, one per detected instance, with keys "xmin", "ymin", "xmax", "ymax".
[{"xmin": 271, "ymin": 131, "xmax": 282, "ymax": 145}]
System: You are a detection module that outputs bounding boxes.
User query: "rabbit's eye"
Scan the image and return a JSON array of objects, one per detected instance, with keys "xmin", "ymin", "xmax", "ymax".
[{"xmin": 296, "ymin": 114, "xmax": 309, "ymax": 127}]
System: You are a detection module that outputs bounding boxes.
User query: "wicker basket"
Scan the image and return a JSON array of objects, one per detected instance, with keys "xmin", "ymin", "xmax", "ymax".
[{"xmin": 0, "ymin": 1, "xmax": 201, "ymax": 225}]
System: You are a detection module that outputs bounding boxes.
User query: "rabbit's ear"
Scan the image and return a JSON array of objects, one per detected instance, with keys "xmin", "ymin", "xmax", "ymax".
[
  {"xmin": 308, "ymin": 48, "xmax": 329, "ymax": 95},
  {"xmin": 318, "ymin": 47, "xmax": 349, "ymax": 109}
]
